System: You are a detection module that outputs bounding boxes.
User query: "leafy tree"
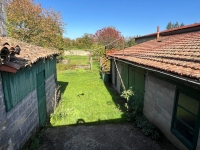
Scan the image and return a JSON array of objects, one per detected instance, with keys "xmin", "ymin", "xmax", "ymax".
[
  {"xmin": 124, "ymin": 36, "xmax": 135, "ymax": 48},
  {"xmin": 93, "ymin": 26, "xmax": 124, "ymax": 50},
  {"xmin": 74, "ymin": 33, "xmax": 94, "ymax": 49},
  {"xmin": 63, "ymin": 37, "xmax": 73, "ymax": 50},
  {"xmin": 6, "ymin": 0, "xmax": 65, "ymax": 49}
]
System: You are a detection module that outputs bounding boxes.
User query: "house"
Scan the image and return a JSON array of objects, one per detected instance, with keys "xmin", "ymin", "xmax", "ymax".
[
  {"xmin": 108, "ymin": 23, "xmax": 200, "ymax": 150},
  {"xmin": 0, "ymin": 37, "xmax": 59, "ymax": 149}
]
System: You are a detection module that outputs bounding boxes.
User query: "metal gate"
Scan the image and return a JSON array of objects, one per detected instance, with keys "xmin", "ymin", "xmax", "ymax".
[{"xmin": 36, "ymin": 70, "xmax": 47, "ymax": 127}]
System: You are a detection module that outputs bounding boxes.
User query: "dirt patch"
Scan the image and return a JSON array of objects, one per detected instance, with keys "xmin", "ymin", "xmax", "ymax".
[{"xmin": 38, "ymin": 123, "xmax": 177, "ymax": 150}]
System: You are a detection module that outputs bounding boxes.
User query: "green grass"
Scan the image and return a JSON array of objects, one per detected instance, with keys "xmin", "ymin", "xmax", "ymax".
[
  {"xmin": 57, "ymin": 55, "xmax": 91, "ymax": 72},
  {"xmin": 66, "ymin": 55, "xmax": 90, "ymax": 65},
  {"xmin": 51, "ymin": 62, "xmax": 127, "ymax": 126}
]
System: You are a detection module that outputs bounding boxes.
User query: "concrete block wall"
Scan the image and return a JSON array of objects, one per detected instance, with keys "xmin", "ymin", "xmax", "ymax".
[
  {"xmin": 143, "ymin": 74, "xmax": 187, "ymax": 150},
  {"xmin": 45, "ymin": 73, "xmax": 57, "ymax": 116},
  {"xmin": 0, "ymin": 73, "xmax": 39, "ymax": 149},
  {"xmin": 0, "ymin": 73, "xmax": 57, "ymax": 150}
]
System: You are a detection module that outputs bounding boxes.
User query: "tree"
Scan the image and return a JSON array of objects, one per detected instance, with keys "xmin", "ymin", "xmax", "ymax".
[
  {"xmin": 174, "ymin": 22, "xmax": 179, "ymax": 28},
  {"xmin": 166, "ymin": 21, "xmax": 184, "ymax": 30},
  {"xmin": 166, "ymin": 22, "xmax": 173, "ymax": 29},
  {"xmin": 93, "ymin": 26, "xmax": 124, "ymax": 50},
  {"xmin": 124, "ymin": 36, "xmax": 135, "ymax": 48},
  {"xmin": 6, "ymin": 0, "xmax": 65, "ymax": 49},
  {"xmin": 180, "ymin": 22, "xmax": 185, "ymax": 27},
  {"xmin": 74, "ymin": 34, "xmax": 94, "ymax": 49}
]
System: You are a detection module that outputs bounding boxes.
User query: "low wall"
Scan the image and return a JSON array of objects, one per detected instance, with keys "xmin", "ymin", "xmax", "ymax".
[{"xmin": 64, "ymin": 50, "xmax": 91, "ymax": 56}]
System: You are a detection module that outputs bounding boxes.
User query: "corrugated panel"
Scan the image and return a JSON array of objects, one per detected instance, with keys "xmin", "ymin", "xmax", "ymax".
[
  {"xmin": 1, "ymin": 57, "xmax": 57, "ymax": 111},
  {"xmin": 1, "ymin": 67, "xmax": 36, "ymax": 111},
  {"xmin": 120, "ymin": 63, "xmax": 129, "ymax": 92},
  {"xmin": 37, "ymin": 70, "xmax": 47, "ymax": 127},
  {"xmin": 45, "ymin": 56, "xmax": 56, "ymax": 79}
]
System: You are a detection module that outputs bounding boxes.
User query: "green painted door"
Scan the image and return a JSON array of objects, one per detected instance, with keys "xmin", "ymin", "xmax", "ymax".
[
  {"xmin": 134, "ymin": 68, "xmax": 145, "ymax": 108},
  {"xmin": 37, "ymin": 71, "xmax": 47, "ymax": 127},
  {"xmin": 128, "ymin": 66, "xmax": 145, "ymax": 108},
  {"xmin": 128, "ymin": 66, "xmax": 135, "ymax": 104},
  {"xmin": 120, "ymin": 63, "xmax": 129, "ymax": 92}
]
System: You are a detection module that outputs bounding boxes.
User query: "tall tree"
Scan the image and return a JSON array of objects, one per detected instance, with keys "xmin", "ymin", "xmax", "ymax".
[
  {"xmin": 180, "ymin": 22, "xmax": 185, "ymax": 27},
  {"xmin": 93, "ymin": 26, "xmax": 124, "ymax": 50},
  {"xmin": 166, "ymin": 21, "xmax": 184, "ymax": 30},
  {"xmin": 6, "ymin": 0, "xmax": 65, "ymax": 49},
  {"xmin": 174, "ymin": 22, "xmax": 179, "ymax": 28},
  {"xmin": 166, "ymin": 22, "xmax": 173, "ymax": 29}
]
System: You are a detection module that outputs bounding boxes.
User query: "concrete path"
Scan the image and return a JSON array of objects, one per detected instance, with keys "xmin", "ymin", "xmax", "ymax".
[{"xmin": 38, "ymin": 124, "xmax": 177, "ymax": 150}]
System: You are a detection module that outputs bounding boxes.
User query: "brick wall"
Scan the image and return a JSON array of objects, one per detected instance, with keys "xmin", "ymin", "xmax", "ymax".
[
  {"xmin": 0, "ymin": 73, "xmax": 57, "ymax": 150},
  {"xmin": 143, "ymin": 74, "xmax": 187, "ymax": 150}
]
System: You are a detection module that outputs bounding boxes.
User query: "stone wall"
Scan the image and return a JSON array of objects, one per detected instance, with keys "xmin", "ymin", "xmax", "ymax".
[
  {"xmin": 64, "ymin": 50, "xmax": 91, "ymax": 56},
  {"xmin": 143, "ymin": 74, "xmax": 187, "ymax": 150},
  {"xmin": 0, "ymin": 73, "xmax": 56, "ymax": 150},
  {"xmin": 0, "ymin": 0, "xmax": 7, "ymax": 37}
]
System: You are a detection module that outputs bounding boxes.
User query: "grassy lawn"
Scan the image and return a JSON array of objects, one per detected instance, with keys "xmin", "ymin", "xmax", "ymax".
[
  {"xmin": 57, "ymin": 55, "xmax": 90, "ymax": 71},
  {"xmin": 51, "ymin": 57, "xmax": 126, "ymax": 126},
  {"xmin": 65, "ymin": 55, "xmax": 90, "ymax": 65}
]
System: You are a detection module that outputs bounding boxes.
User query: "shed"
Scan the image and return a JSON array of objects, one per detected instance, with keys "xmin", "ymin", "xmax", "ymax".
[
  {"xmin": 0, "ymin": 37, "xmax": 59, "ymax": 149},
  {"xmin": 108, "ymin": 23, "xmax": 200, "ymax": 150}
]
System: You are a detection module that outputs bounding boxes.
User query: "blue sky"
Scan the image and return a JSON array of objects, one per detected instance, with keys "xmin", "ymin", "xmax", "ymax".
[{"xmin": 35, "ymin": 0, "xmax": 200, "ymax": 39}]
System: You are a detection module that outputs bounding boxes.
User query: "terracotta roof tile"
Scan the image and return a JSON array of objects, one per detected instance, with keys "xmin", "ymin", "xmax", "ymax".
[
  {"xmin": 108, "ymin": 31, "xmax": 200, "ymax": 80},
  {"xmin": 0, "ymin": 37, "xmax": 60, "ymax": 69}
]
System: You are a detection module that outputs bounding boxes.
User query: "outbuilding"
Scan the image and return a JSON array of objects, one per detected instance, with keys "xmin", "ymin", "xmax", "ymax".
[
  {"xmin": 108, "ymin": 23, "xmax": 200, "ymax": 150},
  {"xmin": 0, "ymin": 37, "xmax": 59, "ymax": 149}
]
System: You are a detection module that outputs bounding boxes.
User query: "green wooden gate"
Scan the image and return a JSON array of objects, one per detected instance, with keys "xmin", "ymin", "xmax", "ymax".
[
  {"xmin": 128, "ymin": 66, "xmax": 145, "ymax": 108},
  {"xmin": 36, "ymin": 70, "xmax": 47, "ymax": 127}
]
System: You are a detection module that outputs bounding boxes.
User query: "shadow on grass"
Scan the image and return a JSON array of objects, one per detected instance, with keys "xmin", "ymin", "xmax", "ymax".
[{"xmin": 57, "ymin": 81, "xmax": 69, "ymax": 94}]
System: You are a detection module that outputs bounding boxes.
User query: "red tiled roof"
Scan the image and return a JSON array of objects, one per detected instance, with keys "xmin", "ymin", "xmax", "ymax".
[
  {"xmin": 108, "ymin": 31, "xmax": 200, "ymax": 80},
  {"xmin": 0, "ymin": 37, "xmax": 60, "ymax": 70},
  {"xmin": 137, "ymin": 23, "xmax": 200, "ymax": 39}
]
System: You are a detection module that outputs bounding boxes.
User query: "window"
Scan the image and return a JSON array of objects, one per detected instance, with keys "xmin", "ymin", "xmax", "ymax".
[{"xmin": 171, "ymin": 86, "xmax": 200, "ymax": 150}]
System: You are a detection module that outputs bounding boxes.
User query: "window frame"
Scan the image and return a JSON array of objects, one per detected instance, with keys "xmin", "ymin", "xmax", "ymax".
[{"xmin": 171, "ymin": 85, "xmax": 200, "ymax": 150}]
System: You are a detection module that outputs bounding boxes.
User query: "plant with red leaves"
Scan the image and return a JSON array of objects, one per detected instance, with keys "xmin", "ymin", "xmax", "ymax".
[{"xmin": 93, "ymin": 26, "xmax": 124, "ymax": 51}]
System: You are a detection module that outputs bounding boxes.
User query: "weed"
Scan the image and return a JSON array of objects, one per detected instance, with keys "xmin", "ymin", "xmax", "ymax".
[
  {"xmin": 135, "ymin": 115, "xmax": 160, "ymax": 141},
  {"xmin": 24, "ymin": 131, "xmax": 44, "ymax": 150}
]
